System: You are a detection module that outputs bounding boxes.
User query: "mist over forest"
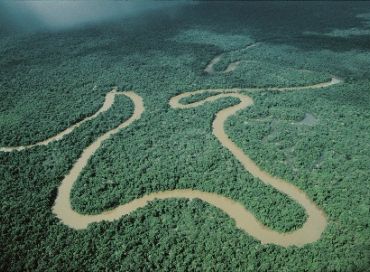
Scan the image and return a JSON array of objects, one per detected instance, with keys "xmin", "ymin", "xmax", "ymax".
[
  {"xmin": 0, "ymin": 1, "xmax": 191, "ymax": 33},
  {"xmin": 0, "ymin": 1, "xmax": 369, "ymax": 271}
]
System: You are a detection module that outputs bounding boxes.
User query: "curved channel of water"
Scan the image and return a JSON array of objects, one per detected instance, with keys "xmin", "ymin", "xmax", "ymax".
[
  {"xmin": 0, "ymin": 88, "xmax": 125, "ymax": 152},
  {"xmin": 3, "ymin": 41, "xmax": 343, "ymax": 247},
  {"xmin": 53, "ymin": 76, "xmax": 341, "ymax": 246}
]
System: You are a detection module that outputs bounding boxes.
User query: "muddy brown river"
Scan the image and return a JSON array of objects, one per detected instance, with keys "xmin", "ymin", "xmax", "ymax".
[
  {"xmin": 1, "ymin": 42, "xmax": 343, "ymax": 247},
  {"xmin": 52, "ymin": 77, "xmax": 341, "ymax": 247}
]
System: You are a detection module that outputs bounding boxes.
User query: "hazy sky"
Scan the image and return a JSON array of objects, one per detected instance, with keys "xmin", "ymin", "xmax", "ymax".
[{"xmin": 0, "ymin": 1, "xmax": 190, "ymax": 32}]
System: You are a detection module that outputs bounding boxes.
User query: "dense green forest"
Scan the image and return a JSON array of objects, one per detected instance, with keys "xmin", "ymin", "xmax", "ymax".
[{"xmin": 1, "ymin": 2, "xmax": 370, "ymax": 271}]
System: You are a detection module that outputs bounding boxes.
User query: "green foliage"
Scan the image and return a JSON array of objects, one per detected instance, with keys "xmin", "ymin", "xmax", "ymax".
[
  {"xmin": 213, "ymin": 58, "xmax": 332, "ymax": 87},
  {"xmin": 172, "ymin": 29, "xmax": 254, "ymax": 51},
  {"xmin": 1, "ymin": 2, "xmax": 370, "ymax": 271}
]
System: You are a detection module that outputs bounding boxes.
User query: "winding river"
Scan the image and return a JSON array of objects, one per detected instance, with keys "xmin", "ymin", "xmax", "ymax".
[
  {"xmin": 1, "ymin": 42, "xmax": 343, "ymax": 247},
  {"xmin": 52, "ymin": 74, "xmax": 341, "ymax": 246},
  {"xmin": 0, "ymin": 88, "xmax": 123, "ymax": 152}
]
